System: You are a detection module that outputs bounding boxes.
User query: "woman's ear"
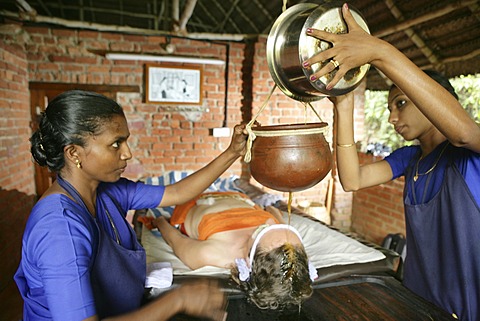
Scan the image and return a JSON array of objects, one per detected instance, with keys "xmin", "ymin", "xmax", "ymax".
[{"xmin": 64, "ymin": 144, "xmax": 80, "ymax": 166}]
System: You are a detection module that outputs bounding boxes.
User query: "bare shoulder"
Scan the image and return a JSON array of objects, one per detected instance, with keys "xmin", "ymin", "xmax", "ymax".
[{"xmin": 204, "ymin": 232, "xmax": 252, "ymax": 266}]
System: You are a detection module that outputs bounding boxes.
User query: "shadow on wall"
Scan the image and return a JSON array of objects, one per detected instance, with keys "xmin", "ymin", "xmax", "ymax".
[{"xmin": 0, "ymin": 187, "xmax": 36, "ymax": 321}]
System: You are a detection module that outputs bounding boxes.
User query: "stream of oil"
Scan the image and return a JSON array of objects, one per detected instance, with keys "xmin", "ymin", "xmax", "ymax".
[{"xmin": 287, "ymin": 191, "xmax": 292, "ymax": 226}]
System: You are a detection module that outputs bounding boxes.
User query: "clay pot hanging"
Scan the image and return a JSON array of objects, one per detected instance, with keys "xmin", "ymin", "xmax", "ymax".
[{"xmin": 249, "ymin": 122, "xmax": 332, "ymax": 192}]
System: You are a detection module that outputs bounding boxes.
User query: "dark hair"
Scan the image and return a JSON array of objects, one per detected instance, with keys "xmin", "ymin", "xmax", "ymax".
[
  {"xmin": 390, "ymin": 69, "xmax": 458, "ymax": 100},
  {"xmin": 30, "ymin": 90, "xmax": 125, "ymax": 172},
  {"xmin": 231, "ymin": 243, "xmax": 313, "ymax": 310}
]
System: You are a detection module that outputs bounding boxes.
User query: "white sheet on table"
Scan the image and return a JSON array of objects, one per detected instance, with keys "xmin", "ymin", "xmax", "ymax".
[{"xmin": 142, "ymin": 210, "xmax": 385, "ymax": 276}]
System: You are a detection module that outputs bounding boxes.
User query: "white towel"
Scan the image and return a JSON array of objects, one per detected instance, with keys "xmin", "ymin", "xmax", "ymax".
[{"xmin": 145, "ymin": 262, "xmax": 173, "ymax": 288}]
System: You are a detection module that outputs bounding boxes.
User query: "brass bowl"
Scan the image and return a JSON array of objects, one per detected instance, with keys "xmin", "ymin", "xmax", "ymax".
[{"xmin": 267, "ymin": 3, "xmax": 370, "ymax": 101}]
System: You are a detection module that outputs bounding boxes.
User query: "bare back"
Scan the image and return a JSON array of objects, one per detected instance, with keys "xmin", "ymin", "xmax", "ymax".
[
  {"xmin": 184, "ymin": 197, "xmax": 257, "ymax": 239},
  {"xmin": 182, "ymin": 197, "xmax": 279, "ymax": 267}
]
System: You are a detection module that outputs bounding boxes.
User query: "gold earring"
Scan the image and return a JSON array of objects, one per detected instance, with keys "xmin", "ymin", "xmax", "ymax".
[{"xmin": 75, "ymin": 159, "xmax": 82, "ymax": 169}]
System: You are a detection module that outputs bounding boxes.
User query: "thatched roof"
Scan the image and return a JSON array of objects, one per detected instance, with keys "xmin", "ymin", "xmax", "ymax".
[{"xmin": 2, "ymin": 0, "xmax": 479, "ymax": 89}]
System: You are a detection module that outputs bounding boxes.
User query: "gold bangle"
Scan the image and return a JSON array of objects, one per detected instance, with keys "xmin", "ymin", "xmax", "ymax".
[{"xmin": 337, "ymin": 143, "xmax": 355, "ymax": 148}]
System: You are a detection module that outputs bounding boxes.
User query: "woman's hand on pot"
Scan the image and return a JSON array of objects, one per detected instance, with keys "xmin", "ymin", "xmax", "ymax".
[
  {"xmin": 303, "ymin": 3, "xmax": 384, "ymax": 89},
  {"xmin": 227, "ymin": 123, "xmax": 248, "ymax": 157}
]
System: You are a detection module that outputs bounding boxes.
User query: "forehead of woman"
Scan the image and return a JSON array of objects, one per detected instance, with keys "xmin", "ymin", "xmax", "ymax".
[
  {"xmin": 387, "ymin": 86, "xmax": 406, "ymax": 104},
  {"xmin": 92, "ymin": 114, "xmax": 129, "ymax": 138},
  {"xmin": 388, "ymin": 84, "xmax": 403, "ymax": 96}
]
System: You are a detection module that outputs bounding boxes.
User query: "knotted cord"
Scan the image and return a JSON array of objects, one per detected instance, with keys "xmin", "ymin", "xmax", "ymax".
[
  {"xmin": 244, "ymin": 84, "xmax": 277, "ymax": 163},
  {"xmin": 243, "ymin": 87, "xmax": 329, "ymax": 163},
  {"xmin": 243, "ymin": 0, "xmax": 330, "ymax": 163}
]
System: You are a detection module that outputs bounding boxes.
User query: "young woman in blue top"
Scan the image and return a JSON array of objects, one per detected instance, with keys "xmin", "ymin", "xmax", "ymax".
[
  {"xmin": 303, "ymin": 3, "xmax": 480, "ymax": 321},
  {"xmin": 15, "ymin": 90, "xmax": 248, "ymax": 320}
]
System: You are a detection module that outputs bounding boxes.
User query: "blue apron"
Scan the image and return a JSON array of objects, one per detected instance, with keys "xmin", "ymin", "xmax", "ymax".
[
  {"xmin": 403, "ymin": 153, "xmax": 480, "ymax": 321},
  {"xmin": 57, "ymin": 176, "xmax": 146, "ymax": 319}
]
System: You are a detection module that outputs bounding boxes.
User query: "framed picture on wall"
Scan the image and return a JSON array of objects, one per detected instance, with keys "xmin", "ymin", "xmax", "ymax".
[{"xmin": 145, "ymin": 64, "xmax": 203, "ymax": 105}]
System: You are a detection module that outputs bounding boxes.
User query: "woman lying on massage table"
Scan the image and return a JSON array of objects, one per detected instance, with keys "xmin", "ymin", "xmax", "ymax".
[{"xmin": 141, "ymin": 191, "xmax": 317, "ymax": 310}]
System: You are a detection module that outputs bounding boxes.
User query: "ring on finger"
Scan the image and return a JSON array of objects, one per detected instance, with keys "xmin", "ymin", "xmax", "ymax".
[{"xmin": 330, "ymin": 59, "xmax": 340, "ymax": 68}]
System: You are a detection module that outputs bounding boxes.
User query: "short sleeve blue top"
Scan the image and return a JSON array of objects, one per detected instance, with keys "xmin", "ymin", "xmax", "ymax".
[
  {"xmin": 384, "ymin": 141, "xmax": 480, "ymax": 206},
  {"xmin": 14, "ymin": 178, "xmax": 165, "ymax": 320}
]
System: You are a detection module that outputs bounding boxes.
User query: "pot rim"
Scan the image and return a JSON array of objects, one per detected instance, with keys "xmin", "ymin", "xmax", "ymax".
[{"xmin": 252, "ymin": 122, "xmax": 329, "ymax": 134}]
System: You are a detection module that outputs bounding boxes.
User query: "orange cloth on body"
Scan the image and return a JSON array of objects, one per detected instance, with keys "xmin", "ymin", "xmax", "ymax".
[{"xmin": 170, "ymin": 192, "xmax": 280, "ymax": 240}]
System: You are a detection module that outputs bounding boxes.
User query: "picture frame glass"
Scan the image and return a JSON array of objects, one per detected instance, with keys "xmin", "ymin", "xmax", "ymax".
[{"xmin": 146, "ymin": 64, "xmax": 202, "ymax": 104}]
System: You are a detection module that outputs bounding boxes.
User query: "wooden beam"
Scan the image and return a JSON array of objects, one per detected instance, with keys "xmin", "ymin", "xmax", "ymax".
[
  {"xmin": 422, "ymin": 47, "xmax": 480, "ymax": 70},
  {"xmin": 374, "ymin": 0, "xmax": 478, "ymax": 38},
  {"xmin": 223, "ymin": 0, "xmax": 260, "ymax": 34},
  {"xmin": 24, "ymin": 2, "xmax": 157, "ymax": 20},
  {"xmin": 0, "ymin": 9, "xmax": 249, "ymax": 41},
  {"xmin": 15, "ymin": 0, "xmax": 37, "ymax": 18},
  {"xmin": 79, "ymin": 0, "xmax": 84, "ymax": 22},
  {"xmin": 87, "ymin": 0, "xmax": 96, "ymax": 22},
  {"xmin": 36, "ymin": 0, "xmax": 52, "ymax": 17},
  {"xmin": 58, "ymin": 0, "xmax": 65, "ymax": 18},
  {"xmin": 468, "ymin": 2, "xmax": 480, "ymax": 22},
  {"xmin": 251, "ymin": 0, "xmax": 274, "ymax": 21},
  {"xmin": 178, "ymin": 0, "xmax": 197, "ymax": 32},
  {"xmin": 172, "ymin": 0, "xmax": 179, "ymax": 31},
  {"xmin": 382, "ymin": 0, "xmax": 441, "ymax": 67},
  {"xmin": 208, "ymin": 1, "xmax": 242, "ymax": 34},
  {"xmin": 193, "ymin": 1, "xmax": 220, "ymax": 32},
  {"xmin": 155, "ymin": 0, "xmax": 167, "ymax": 31}
]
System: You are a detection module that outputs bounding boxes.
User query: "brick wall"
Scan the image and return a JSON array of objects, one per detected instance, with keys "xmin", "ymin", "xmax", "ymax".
[
  {"xmin": 0, "ymin": 21, "xmax": 378, "ymax": 319},
  {"xmin": 24, "ymin": 27, "xmax": 250, "ymax": 179},
  {"xmin": 0, "ymin": 26, "xmax": 37, "ymax": 321},
  {"xmin": 19, "ymin": 25, "xmax": 357, "ymax": 225}
]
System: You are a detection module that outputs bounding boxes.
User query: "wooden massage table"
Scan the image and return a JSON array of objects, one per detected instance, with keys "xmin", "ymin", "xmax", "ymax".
[{"xmin": 134, "ymin": 173, "xmax": 455, "ymax": 320}]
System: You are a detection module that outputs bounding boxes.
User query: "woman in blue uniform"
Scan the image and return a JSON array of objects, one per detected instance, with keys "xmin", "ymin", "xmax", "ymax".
[
  {"xmin": 304, "ymin": 4, "xmax": 480, "ymax": 320},
  {"xmin": 14, "ymin": 90, "xmax": 247, "ymax": 320}
]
